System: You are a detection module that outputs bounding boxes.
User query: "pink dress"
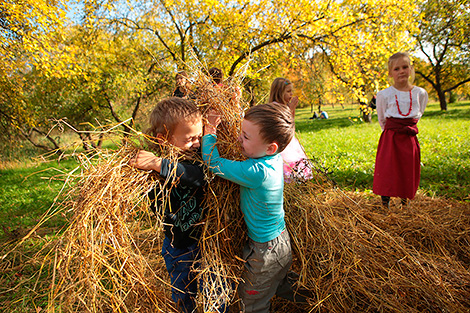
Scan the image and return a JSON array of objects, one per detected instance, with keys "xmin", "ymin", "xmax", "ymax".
[{"xmin": 280, "ymin": 135, "xmax": 313, "ymax": 183}]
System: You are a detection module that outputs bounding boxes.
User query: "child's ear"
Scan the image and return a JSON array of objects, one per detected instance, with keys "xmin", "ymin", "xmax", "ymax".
[{"xmin": 266, "ymin": 142, "xmax": 279, "ymax": 155}]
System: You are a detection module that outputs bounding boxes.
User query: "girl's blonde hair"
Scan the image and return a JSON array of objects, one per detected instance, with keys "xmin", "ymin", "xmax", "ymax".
[
  {"xmin": 269, "ymin": 77, "xmax": 291, "ymax": 105},
  {"xmin": 388, "ymin": 52, "xmax": 415, "ymax": 84}
]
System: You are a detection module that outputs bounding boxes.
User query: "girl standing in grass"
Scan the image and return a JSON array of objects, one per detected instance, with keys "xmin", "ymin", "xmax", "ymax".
[
  {"xmin": 373, "ymin": 52, "xmax": 428, "ymax": 208},
  {"xmin": 269, "ymin": 77, "xmax": 313, "ymax": 182}
]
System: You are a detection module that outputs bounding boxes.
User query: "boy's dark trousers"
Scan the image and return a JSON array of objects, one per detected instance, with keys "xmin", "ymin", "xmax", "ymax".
[{"xmin": 162, "ymin": 236, "xmax": 199, "ymax": 313}]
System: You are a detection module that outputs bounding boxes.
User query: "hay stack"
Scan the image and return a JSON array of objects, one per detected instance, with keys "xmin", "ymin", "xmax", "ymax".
[{"xmin": 185, "ymin": 66, "xmax": 470, "ymax": 312}]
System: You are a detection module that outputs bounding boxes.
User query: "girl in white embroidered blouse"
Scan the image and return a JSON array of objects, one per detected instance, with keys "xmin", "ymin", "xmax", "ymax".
[{"xmin": 373, "ymin": 52, "xmax": 428, "ymax": 209}]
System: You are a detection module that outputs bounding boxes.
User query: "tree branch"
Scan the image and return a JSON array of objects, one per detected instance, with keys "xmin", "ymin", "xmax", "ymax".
[
  {"xmin": 444, "ymin": 77, "xmax": 470, "ymax": 93},
  {"xmin": 17, "ymin": 127, "xmax": 63, "ymax": 154},
  {"xmin": 415, "ymin": 70, "xmax": 438, "ymax": 90},
  {"xmin": 228, "ymin": 32, "xmax": 293, "ymax": 76}
]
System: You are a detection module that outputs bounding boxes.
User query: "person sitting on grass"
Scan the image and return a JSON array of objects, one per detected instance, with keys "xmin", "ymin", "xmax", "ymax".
[{"xmin": 319, "ymin": 111, "xmax": 328, "ymax": 119}]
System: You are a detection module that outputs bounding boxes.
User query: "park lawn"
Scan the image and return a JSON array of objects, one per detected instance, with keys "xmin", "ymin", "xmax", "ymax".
[
  {"xmin": 0, "ymin": 158, "xmax": 79, "ymax": 235},
  {"xmin": 0, "ymin": 100, "xmax": 468, "ymax": 240},
  {"xmin": 0, "ymin": 158, "xmax": 80, "ymax": 311}
]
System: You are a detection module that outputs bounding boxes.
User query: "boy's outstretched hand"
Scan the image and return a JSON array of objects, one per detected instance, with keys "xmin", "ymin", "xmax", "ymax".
[
  {"xmin": 204, "ymin": 110, "xmax": 221, "ymax": 135},
  {"xmin": 129, "ymin": 150, "xmax": 162, "ymax": 172}
]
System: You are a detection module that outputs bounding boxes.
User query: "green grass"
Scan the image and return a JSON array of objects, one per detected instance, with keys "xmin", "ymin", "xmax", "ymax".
[
  {"xmin": 295, "ymin": 101, "xmax": 470, "ymax": 200},
  {"xmin": 0, "ymin": 101, "xmax": 468, "ymax": 239},
  {"xmin": 0, "ymin": 158, "xmax": 80, "ymax": 312},
  {"xmin": 0, "ymin": 158, "xmax": 79, "ymax": 235}
]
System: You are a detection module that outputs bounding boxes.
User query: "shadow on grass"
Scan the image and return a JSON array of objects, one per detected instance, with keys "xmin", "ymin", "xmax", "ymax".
[
  {"xmin": 296, "ymin": 101, "xmax": 470, "ymax": 132},
  {"xmin": 326, "ymin": 161, "xmax": 470, "ymax": 201},
  {"xmin": 422, "ymin": 107, "xmax": 470, "ymax": 120},
  {"xmin": 295, "ymin": 116, "xmax": 369, "ymax": 133}
]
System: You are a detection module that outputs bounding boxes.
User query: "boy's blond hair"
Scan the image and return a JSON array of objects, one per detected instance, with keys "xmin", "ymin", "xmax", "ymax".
[
  {"xmin": 268, "ymin": 77, "xmax": 291, "ymax": 105},
  {"xmin": 244, "ymin": 102, "xmax": 294, "ymax": 153},
  {"xmin": 146, "ymin": 97, "xmax": 201, "ymax": 144}
]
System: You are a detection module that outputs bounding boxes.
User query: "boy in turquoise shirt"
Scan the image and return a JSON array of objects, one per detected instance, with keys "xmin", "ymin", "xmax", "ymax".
[{"xmin": 202, "ymin": 102, "xmax": 301, "ymax": 312}]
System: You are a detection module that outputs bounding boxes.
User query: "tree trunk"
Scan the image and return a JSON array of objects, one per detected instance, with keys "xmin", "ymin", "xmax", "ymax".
[
  {"xmin": 363, "ymin": 112, "xmax": 372, "ymax": 123},
  {"xmin": 437, "ymin": 89, "xmax": 447, "ymax": 111}
]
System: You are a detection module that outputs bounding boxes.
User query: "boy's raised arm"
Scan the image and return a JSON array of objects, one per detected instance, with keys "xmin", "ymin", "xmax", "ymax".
[{"xmin": 129, "ymin": 150, "xmax": 163, "ymax": 172}]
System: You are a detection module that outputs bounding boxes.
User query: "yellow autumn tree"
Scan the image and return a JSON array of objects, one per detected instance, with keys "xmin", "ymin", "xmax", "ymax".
[
  {"xmin": 1, "ymin": 0, "xmax": 421, "ymax": 149},
  {"xmin": 0, "ymin": 0, "xmax": 80, "ymax": 145},
  {"xmin": 83, "ymin": 0, "xmax": 419, "ymax": 99}
]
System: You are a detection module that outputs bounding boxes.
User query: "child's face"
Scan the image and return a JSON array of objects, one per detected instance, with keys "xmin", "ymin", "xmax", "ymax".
[
  {"xmin": 389, "ymin": 57, "xmax": 411, "ymax": 85},
  {"xmin": 283, "ymin": 83, "xmax": 293, "ymax": 104},
  {"xmin": 169, "ymin": 117, "xmax": 202, "ymax": 152},
  {"xmin": 176, "ymin": 76, "xmax": 186, "ymax": 87},
  {"xmin": 238, "ymin": 119, "xmax": 271, "ymax": 158}
]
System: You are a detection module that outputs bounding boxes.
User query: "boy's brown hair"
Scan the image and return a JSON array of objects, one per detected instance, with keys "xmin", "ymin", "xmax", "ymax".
[
  {"xmin": 146, "ymin": 97, "xmax": 201, "ymax": 142},
  {"xmin": 175, "ymin": 70, "xmax": 188, "ymax": 81},
  {"xmin": 244, "ymin": 102, "xmax": 294, "ymax": 154},
  {"xmin": 208, "ymin": 67, "xmax": 223, "ymax": 84},
  {"xmin": 268, "ymin": 77, "xmax": 291, "ymax": 105}
]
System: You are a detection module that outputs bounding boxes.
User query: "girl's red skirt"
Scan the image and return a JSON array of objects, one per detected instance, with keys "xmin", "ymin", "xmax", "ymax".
[{"xmin": 373, "ymin": 118, "xmax": 420, "ymax": 199}]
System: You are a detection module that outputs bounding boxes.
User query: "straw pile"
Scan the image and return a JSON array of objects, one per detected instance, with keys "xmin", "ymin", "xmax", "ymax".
[
  {"xmin": 182, "ymin": 66, "xmax": 470, "ymax": 312},
  {"xmin": 5, "ymin": 64, "xmax": 470, "ymax": 312},
  {"xmin": 46, "ymin": 147, "xmax": 177, "ymax": 312},
  {"xmin": 279, "ymin": 182, "xmax": 470, "ymax": 312}
]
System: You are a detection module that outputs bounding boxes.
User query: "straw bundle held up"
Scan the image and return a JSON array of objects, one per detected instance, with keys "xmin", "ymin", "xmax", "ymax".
[{"xmin": 190, "ymin": 68, "xmax": 250, "ymax": 311}]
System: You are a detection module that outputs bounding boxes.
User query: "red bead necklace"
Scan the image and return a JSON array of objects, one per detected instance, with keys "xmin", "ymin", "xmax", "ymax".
[{"xmin": 395, "ymin": 90, "xmax": 413, "ymax": 117}]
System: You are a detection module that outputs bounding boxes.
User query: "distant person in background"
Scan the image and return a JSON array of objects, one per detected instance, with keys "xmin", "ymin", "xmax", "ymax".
[
  {"xmin": 269, "ymin": 77, "xmax": 313, "ymax": 182},
  {"xmin": 319, "ymin": 111, "xmax": 329, "ymax": 119},
  {"xmin": 369, "ymin": 94, "xmax": 377, "ymax": 109},
  {"xmin": 209, "ymin": 67, "xmax": 224, "ymax": 86},
  {"xmin": 373, "ymin": 52, "xmax": 428, "ymax": 208},
  {"xmin": 173, "ymin": 71, "xmax": 189, "ymax": 98}
]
